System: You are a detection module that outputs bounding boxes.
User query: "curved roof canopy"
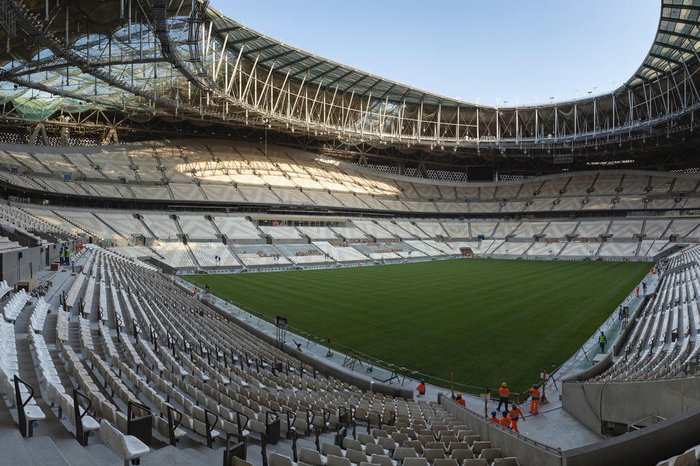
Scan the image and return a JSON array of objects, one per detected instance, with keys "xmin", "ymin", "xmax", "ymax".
[{"xmin": 0, "ymin": 0, "xmax": 698, "ymax": 158}]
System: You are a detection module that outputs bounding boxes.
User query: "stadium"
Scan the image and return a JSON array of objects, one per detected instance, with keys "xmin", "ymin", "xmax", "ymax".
[{"xmin": 0, "ymin": 0, "xmax": 695, "ymax": 465}]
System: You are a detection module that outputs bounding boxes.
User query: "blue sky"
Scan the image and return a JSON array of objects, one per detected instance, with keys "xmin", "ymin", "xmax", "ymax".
[{"xmin": 216, "ymin": 1, "xmax": 660, "ymax": 105}]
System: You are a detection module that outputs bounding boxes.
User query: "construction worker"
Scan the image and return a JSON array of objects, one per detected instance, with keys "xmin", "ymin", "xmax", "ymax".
[
  {"xmin": 488, "ymin": 411, "xmax": 499, "ymax": 423},
  {"xmin": 509, "ymin": 404, "xmax": 525, "ymax": 433},
  {"xmin": 416, "ymin": 381, "xmax": 426, "ymax": 397},
  {"xmin": 528, "ymin": 384, "xmax": 541, "ymax": 415},
  {"xmin": 59, "ymin": 247, "xmax": 65, "ymax": 265},
  {"xmin": 497, "ymin": 382, "xmax": 510, "ymax": 412},
  {"xmin": 455, "ymin": 393, "xmax": 465, "ymax": 407},
  {"xmin": 599, "ymin": 332, "xmax": 608, "ymax": 353},
  {"xmin": 499, "ymin": 411, "xmax": 511, "ymax": 429},
  {"xmin": 65, "ymin": 246, "xmax": 71, "ymax": 265}
]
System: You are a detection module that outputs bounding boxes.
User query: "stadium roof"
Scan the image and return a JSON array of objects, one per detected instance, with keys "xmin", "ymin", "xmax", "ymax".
[
  {"xmin": 207, "ymin": 2, "xmax": 700, "ymax": 109},
  {"xmin": 0, "ymin": 0, "xmax": 699, "ymax": 170}
]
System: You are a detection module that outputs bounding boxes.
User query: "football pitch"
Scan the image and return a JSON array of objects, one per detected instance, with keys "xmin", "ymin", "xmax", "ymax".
[{"xmin": 186, "ymin": 259, "xmax": 650, "ymax": 395}]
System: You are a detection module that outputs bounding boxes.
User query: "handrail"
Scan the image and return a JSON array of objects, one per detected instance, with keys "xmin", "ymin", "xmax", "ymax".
[
  {"xmin": 127, "ymin": 399, "xmax": 151, "ymax": 419},
  {"xmin": 223, "ymin": 432, "xmax": 248, "ymax": 466},
  {"xmin": 285, "ymin": 410, "xmax": 297, "ymax": 439},
  {"xmin": 14, "ymin": 375, "xmax": 35, "ymax": 438},
  {"xmin": 14, "ymin": 375, "xmax": 33, "ymax": 409},
  {"xmin": 204, "ymin": 408, "xmax": 219, "ymax": 448},
  {"xmin": 73, "ymin": 389, "xmax": 91, "ymax": 420},
  {"xmin": 305, "ymin": 409, "xmax": 315, "ymax": 436},
  {"xmin": 167, "ymin": 404, "xmax": 183, "ymax": 446},
  {"xmin": 235, "ymin": 411, "xmax": 250, "ymax": 437}
]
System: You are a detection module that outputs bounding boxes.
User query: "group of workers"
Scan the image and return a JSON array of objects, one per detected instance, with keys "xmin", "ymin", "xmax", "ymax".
[
  {"xmin": 416, "ymin": 380, "xmax": 542, "ymax": 434},
  {"xmin": 58, "ymin": 243, "xmax": 72, "ymax": 265},
  {"xmin": 488, "ymin": 382, "xmax": 541, "ymax": 433},
  {"xmin": 58, "ymin": 242, "xmax": 85, "ymax": 266}
]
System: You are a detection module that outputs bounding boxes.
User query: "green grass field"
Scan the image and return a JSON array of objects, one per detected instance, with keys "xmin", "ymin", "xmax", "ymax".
[{"xmin": 186, "ymin": 259, "xmax": 650, "ymax": 394}]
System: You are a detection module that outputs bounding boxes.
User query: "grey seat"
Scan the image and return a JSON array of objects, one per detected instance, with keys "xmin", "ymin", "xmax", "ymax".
[
  {"xmin": 366, "ymin": 444, "xmax": 387, "ymax": 456},
  {"xmin": 423, "ymin": 448, "xmax": 446, "ymax": 462},
  {"xmin": 327, "ymin": 455, "xmax": 353, "ymax": 466},
  {"xmin": 393, "ymin": 447, "xmax": 418, "ymax": 463},
  {"xmin": 323, "ymin": 443, "xmax": 344, "ymax": 458},
  {"xmin": 403, "ymin": 459, "xmax": 429, "ymax": 466},
  {"xmin": 269, "ymin": 452, "xmax": 296, "ymax": 466},
  {"xmin": 462, "ymin": 459, "xmax": 488, "ymax": 466},
  {"xmin": 99, "ymin": 419, "xmax": 150, "ymax": 466},
  {"xmin": 370, "ymin": 454, "xmax": 396, "ymax": 466},
  {"xmin": 433, "ymin": 460, "xmax": 459, "ymax": 466},
  {"xmin": 471, "ymin": 441, "xmax": 491, "ymax": 456},
  {"xmin": 492, "ymin": 458, "xmax": 520, "ymax": 466},
  {"xmin": 346, "ymin": 449, "xmax": 369, "ymax": 465},
  {"xmin": 479, "ymin": 448, "xmax": 502, "ymax": 462},
  {"xmin": 300, "ymin": 448, "xmax": 326, "ymax": 466},
  {"xmin": 450, "ymin": 449, "xmax": 474, "ymax": 462}
]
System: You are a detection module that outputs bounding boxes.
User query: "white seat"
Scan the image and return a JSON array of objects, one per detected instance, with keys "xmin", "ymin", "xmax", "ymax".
[{"xmin": 99, "ymin": 419, "xmax": 150, "ymax": 466}]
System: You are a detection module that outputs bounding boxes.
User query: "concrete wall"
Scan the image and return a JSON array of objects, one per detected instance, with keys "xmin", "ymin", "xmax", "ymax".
[
  {"xmin": 439, "ymin": 395, "xmax": 564, "ymax": 466},
  {"xmin": 562, "ymin": 407, "xmax": 700, "ymax": 466},
  {"xmin": 0, "ymin": 246, "xmax": 43, "ymax": 285},
  {"xmin": 562, "ymin": 377, "xmax": 700, "ymax": 435}
]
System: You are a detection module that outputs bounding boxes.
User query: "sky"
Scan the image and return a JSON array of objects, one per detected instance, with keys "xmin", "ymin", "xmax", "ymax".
[{"xmin": 215, "ymin": 0, "xmax": 660, "ymax": 105}]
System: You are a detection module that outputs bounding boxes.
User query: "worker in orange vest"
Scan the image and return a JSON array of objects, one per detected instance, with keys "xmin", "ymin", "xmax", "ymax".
[
  {"xmin": 416, "ymin": 381, "xmax": 426, "ymax": 397},
  {"xmin": 499, "ymin": 411, "xmax": 511, "ymax": 429},
  {"xmin": 528, "ymin": 384, "xmax": 541, "ymax": 415},
  {"xmin": 488, "ymin": 411, "xmax": 499, "ymax": 423},
  {"xmin": 497, "ymin": 382, "xmax": 510, "ymax": 412},
  {"xmin": 455, "ymin": 393, "xmax": 465, "ymax": 407},
  {"xmin": 529, "ymin": 384, "xmax": 541, "ymax": 414},
  {"xmin": 509, "ymin": 405, "xmax": 525, "ymax": 433}
]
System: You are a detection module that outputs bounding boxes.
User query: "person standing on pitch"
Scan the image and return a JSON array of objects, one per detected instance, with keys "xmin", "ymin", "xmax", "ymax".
[
  {"xmin": 497, "ymin": 382, "xmax": 510, "ymax": 412},
  {"xmin": 528, "ymin": 384, "xmax": 541, "ymax": 415},
  {"xmin": 599, "ymin": 332, "xmax": 608, "ymax": 353}
]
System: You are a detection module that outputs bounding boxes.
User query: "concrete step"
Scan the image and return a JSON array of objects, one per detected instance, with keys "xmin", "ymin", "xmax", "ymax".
[
  {"xmin": 25, "ymin": 435, "xmax": 70, "ymax": 466},
  {"xmin": 143, "ymin": 445, "xmax": 203, "ymax": 465},
  {"xmin": 85, "ymin": 443, "xmax": 122, "ymax": 465},
  {"xmin": 181, "ymin": 445, "xmax": 215, "ymax": 463},
  {"xmin": 53, "ymin": 437, "xmax": 107, "ymax": 466},
  {"xmin": 44, "ymin": 313, "xmax": 59, "ymax": 344},
  {"xmin": 17, "ymin": 335, "xmax": 42, "ymax": 400},
  {"xmin": 50, "ymin": 349, "xmax": 74, "ymax": 391},
  {"xmin": 0, "ymin": 427, "xmax": 37, "ymax": 464}
]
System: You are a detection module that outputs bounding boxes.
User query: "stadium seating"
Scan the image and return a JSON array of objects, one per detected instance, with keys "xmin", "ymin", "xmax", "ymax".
[
  {"xmin": 1, "ymin": 143, "xmax": 697, "ymax": 221},
  {"xmin": 595, "ymin": 245, "xmax": 700, "ymax": 381}
]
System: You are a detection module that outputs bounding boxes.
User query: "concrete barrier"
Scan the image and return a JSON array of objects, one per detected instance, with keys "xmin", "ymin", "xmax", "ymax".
[
  {"xmin": 562, "ymin": 407, "xmax": 700, "ymax": 466},
  {"xmin": 562, "ymin": 377, "xmax": 700, "ymax": 435}
]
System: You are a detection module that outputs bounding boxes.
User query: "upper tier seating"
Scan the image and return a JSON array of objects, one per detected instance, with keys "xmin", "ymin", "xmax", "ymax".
[{"xmin": 0, "ymin": 142, "xmax": 696, "ymax": 217}]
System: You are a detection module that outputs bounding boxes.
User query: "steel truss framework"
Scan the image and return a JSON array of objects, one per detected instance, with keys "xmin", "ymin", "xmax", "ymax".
[{"xmin": 0, "ymin": 0, "xmax": 699, "ymax": 173}]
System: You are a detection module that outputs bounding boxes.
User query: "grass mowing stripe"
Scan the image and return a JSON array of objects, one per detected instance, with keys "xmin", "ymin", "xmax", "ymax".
[{"xmin": 187, "ymin": 259, "xmax": 650, "ymax": 394}]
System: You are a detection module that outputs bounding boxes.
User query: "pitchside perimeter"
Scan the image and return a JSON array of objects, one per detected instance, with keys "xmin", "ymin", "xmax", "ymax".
[{"xmin": 187, "ymin": 258, "xmax": 651, "ymax": 394}]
